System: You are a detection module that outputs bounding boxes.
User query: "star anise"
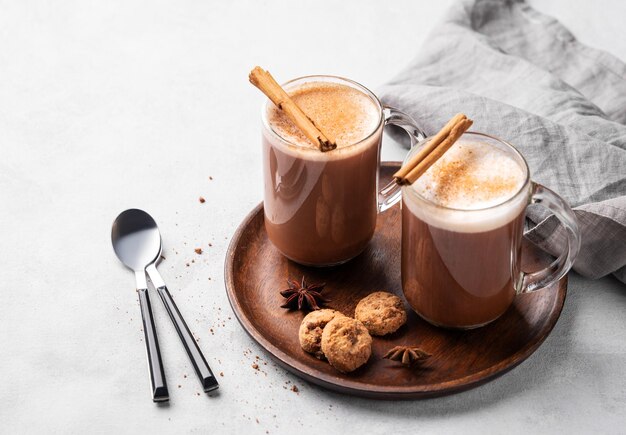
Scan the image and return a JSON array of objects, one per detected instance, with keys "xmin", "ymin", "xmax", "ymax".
[
  {"xmin": 383, "ymin": 346, "xmax": 431, "ymax": 367},
  {"xmin": 280, "ymin": 276, "xmax": 329, "ymax": 311}
]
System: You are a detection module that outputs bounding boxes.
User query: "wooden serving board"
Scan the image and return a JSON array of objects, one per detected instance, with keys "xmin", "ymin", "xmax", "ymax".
[{"xmin": 224, "ymin": 163, "xmax": 567, "ymax": 399}]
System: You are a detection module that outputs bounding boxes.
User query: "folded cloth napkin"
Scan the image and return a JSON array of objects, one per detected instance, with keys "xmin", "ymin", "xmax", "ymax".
[{"xmin": 379, "ymin": 0, "xmax": 626, "ymax": 283}]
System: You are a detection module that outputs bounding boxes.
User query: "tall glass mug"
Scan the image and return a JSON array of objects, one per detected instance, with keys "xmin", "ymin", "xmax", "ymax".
[
  {"xmin": 401, "ymin": 132, "xmax": 581, "ymax": 329},
  {"xmin": 261, "ymin": 75, "xmax": 423, "ymax": 266}
]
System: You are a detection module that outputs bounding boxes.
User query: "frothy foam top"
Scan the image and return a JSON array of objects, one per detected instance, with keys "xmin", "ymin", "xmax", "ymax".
[
  {"xmin": 410, "ymin": 140, "xmax": 526, "ymax": 210},
  {"xmin": 267, "ymin": 82, "xmax": 380, "ymax": 149}
]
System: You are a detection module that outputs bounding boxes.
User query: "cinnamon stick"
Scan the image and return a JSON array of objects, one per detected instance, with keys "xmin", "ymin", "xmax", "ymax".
[
  {"xmin": 249, "ymin": 67, "xmax": 337, "ymax": 152},
  {"xmin": 394, "ymin": 114, "xmax": 473, "ymax": 185}
]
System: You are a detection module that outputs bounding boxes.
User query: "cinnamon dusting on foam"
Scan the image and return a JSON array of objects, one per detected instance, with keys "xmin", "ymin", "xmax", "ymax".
[
  {"xmin": 267, "ymin": 82, "xmax": 380, "ymax": 149},
  {"xmin": 411, "ymin": 141, "xmax": 525, "ymax": 210}
]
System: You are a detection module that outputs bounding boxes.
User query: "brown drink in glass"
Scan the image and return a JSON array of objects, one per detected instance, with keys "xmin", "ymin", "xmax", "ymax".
[
  {"xmin": 401, "ymin": 133, "xmax": 580, "ymax": 329},
  {"xmin": 261, "ymin": 76, "xmax": 423, "ymax": 266}
]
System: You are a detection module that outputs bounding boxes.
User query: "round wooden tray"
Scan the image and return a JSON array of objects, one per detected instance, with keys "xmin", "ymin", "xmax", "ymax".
[{"xmin": 224, "ymin": 163, "xmax": 567, "ymax": 399}]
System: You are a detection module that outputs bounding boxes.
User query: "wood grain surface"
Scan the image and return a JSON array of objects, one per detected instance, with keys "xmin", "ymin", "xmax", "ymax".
[{"xmin": 224, "ymin": 163, "xmax": 567, "ymax": 399}]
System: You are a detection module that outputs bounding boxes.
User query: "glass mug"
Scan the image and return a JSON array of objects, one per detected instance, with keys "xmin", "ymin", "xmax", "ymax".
[
  {"xmin": 261, "ymin": 75, "xmax": 423, "ymax": 266},
  {"xmin": 401, "ymin": 132, "xmax": 581, "ymax": 329}
]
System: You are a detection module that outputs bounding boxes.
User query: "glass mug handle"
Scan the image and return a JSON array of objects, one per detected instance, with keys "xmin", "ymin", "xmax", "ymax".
[
  {"xmin": 518, "ymin": 183, "xmax": 581, "ymax": 293},
  {"xmin": 378, "ymin": 106, "xmax": 426, "ymax": 212}
]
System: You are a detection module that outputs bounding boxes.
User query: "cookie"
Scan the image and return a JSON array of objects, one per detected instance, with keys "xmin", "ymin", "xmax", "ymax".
[
  {"xmin": 321, "ymin": 317, "xmax": 372, "ymax": 373},
  {"xmin": 299, "ymin": 309, "xmax": 346, "ymax": 359},
  {"xmin": 355, "ymin": 291, "xmax": 407, "ymax": 336}
]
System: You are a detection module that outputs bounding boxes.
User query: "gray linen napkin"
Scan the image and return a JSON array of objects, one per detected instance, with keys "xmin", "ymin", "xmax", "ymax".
[{"xmin": 378, "ymin": 0, "xmax": 626, "ymax": 283}]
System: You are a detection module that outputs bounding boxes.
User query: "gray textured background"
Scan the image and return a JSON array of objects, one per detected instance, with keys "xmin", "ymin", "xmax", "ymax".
[{"xmin": 1, "ymin": 1, "xmax": 625, "ymax": 434}]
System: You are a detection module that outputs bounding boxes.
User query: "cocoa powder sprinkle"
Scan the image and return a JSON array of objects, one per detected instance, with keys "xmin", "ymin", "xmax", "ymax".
[{"xmin": 430, "ymin": 157, "xmax": 519, "ymax": 206}]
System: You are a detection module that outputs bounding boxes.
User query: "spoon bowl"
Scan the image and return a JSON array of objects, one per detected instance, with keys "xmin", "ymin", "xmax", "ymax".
[{"xmin": 112, "ymin": 209, "xmax": 161, "ymax": 271}]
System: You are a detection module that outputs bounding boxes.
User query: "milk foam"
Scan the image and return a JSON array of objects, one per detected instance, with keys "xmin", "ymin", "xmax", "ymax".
[
  {"xmin": 412, "ymin": 140, "xmax": 525, "ymax": 210},
  {"xmin": 267, "ymin": 82, "xmax": 381, "ymax": 150},
  {"xmin": 404, "ymin": 139, "xmax": 529, "ymax": 233}
]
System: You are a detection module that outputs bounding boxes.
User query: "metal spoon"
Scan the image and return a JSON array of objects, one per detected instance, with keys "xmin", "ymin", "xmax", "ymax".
[
  {"xmin": 146, "ymin": 237, "xmax": 219, "ymax": 393},
  {"xmin": 111, "ymin": 209, "xmax": 169, "ymax": 402}
]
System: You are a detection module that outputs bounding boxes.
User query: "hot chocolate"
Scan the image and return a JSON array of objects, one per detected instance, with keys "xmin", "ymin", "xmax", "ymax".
[
  {"xmin": 401, "ymin": 138, "xmax": 529, "ymax": 328},
  {"xmin": 262, "ymin": 81, "xmax": 383, "ymax": 265}
]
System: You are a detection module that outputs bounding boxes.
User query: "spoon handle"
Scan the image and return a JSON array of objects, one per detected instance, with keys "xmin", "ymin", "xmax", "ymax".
[
  {"xmin": 137, "ymin": 287, "xmax": 169, "ymax": 402},
  {"xmin": 157, "ymin": 285, "xmax": 219, "ymax": 392},
  {"xmin": 147, "ymin": 264, "xmax": 219, "ymax": 392}
]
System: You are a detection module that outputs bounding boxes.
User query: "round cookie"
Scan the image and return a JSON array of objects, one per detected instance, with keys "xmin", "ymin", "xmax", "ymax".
[
  {"xmin": 355, "ymin": 291, "xmax": 407, "ymax": 336},
  {"xmin": 321, "ymin": 317, "xmax": 372, "ymax": 373},
  {"xmin": 299, "ymin": 309, "xmax": 346, "ymax": 359}
]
